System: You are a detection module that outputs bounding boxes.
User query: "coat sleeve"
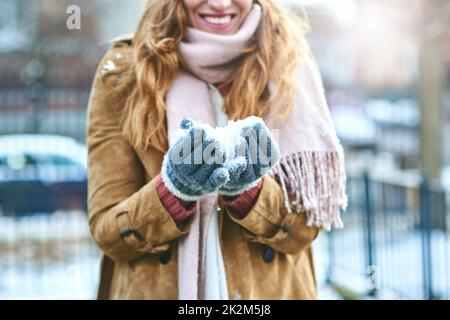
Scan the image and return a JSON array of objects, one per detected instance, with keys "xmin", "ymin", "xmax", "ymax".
[
  {"xmin": 225, "ymin": 174, "xmax": 320, "ymax": 255},
  {"xmin": 87, "ymin": 44, "xmax": 192, "ymax": 263}
]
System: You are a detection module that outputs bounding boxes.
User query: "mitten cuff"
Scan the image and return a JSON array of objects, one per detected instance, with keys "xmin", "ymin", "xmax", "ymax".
[
  {"xmin": 161, "ymin": 154, "xmax": 205, "ymax": 202},
  {"xmin": 218, "ymin": 177, "xmax": 262, "ymax": 196}
]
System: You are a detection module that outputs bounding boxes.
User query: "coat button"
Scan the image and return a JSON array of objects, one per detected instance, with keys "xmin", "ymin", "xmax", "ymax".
[
  {"xmin": 281, "ymin": 224, "xmax": 292, "ymax": 233},
  {"xmin": 262, "ymin": 246, "xmax": 275, "ymax": 263},
  {"xmin": 159, "ymin": 250, "xmax": 171, "ymax": 265}
]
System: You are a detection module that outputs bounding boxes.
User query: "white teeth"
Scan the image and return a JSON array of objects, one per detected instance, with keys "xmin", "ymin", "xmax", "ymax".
[{"xmin": 203, "ymin": 15, "xmax": 232, "ymax": 25}]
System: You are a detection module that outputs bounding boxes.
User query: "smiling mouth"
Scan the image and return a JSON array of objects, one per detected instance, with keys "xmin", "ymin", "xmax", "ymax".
[{"xmin": 198, "ymin": 13, "xmax": 237, "ymax": 28}]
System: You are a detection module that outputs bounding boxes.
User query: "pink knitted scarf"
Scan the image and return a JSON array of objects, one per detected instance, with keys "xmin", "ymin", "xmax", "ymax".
[{"xmin": 165, "ymin": 4, "xmax": 347, "ymax": 300}]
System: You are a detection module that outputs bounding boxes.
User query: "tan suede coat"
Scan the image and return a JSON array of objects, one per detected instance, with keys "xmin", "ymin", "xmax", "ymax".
[{"xmin": 87, "ymin": 36, "xmax": 321, "ymax": 300}]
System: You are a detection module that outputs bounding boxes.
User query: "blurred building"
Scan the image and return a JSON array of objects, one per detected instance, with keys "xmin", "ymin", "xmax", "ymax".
[
  {"xmin": 290, "ymin": 0, "xmax": 450, "ymax": 177},
  {"xmin": 0, "ymin": 0, "xmax": 145, "ymax": 88},
  {"xmin": 0, "ymin": 0, "xmax": 145, "ymax": 140}
]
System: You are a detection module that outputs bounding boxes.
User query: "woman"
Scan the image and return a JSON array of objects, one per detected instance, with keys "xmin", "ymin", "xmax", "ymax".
[{"xmin": 87, "ymin": 0, "xmax": 347, "ymax": 300}]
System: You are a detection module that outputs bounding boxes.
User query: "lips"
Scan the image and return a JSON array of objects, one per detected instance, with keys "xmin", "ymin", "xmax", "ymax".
[{"xmin": 198, "ymin": 13, "xmax": 237, "ymax": 29}]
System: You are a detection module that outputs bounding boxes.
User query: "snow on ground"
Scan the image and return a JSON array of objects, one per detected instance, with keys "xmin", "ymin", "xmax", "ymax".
[
  {"xmin": 314, "ymin": 233, "xmax": 343, "ymax": 300},
  {"xmin": 0, "ymin": 211, "xmax": 90, "ymax": 242},
  {"xmin": 0, "ymin": 255, "xmax": 99, "ymax": 300},
  {"xmin": 0, "ymin": 213, "xmax": 100, "ymax": 300}
]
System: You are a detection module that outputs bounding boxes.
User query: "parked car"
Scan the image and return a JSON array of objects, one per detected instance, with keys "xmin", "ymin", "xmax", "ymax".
[{"xmin": 0, "ymin": 134, "xmax": 87, "ymax": 216}]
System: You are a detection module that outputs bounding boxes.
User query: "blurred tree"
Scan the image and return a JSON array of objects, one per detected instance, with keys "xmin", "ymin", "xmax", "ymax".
[{"xmin": 419, "ymin": 0, "xmax": 450, "ymax": 180}]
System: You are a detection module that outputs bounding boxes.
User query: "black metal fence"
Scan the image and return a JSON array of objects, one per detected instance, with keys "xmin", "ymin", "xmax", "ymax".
[
  {"xmin": 326, "ymin": 171, "xmax": 450, "ymax": 300},
  {"xmin": 0, "ymin": 88, "xmax": 88, "ymax": 142}
]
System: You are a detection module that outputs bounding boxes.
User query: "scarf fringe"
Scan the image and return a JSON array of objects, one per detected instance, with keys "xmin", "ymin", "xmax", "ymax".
[{"xmin": 269, "ymin": 150, "xmax": 348, "ymax": 231}]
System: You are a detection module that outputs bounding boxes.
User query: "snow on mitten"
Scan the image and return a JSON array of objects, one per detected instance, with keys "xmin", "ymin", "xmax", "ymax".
[
  {"xmin": 219, "ymin": 116, "xmax": 280, "ymax": 196},
  {"xmin": 162, "ymin": 118, "xmax": 230, "ymax": 201}
]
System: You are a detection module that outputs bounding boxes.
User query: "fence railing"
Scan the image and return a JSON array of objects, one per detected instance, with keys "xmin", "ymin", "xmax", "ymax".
[
  {"xmin": 0, "ymin": 89, "xmax": 88, "ymax": 142},
  {"xmin": 0, "ymin": 212, "xmax": 100, "ymax": 300},
  {"xmin": 326, "ymin": 171, "xmax": 450, "ymax": 300}
]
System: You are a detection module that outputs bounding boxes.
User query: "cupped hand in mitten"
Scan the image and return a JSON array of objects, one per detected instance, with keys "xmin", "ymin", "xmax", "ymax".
[
  {"xmin": 219, "ymin": 116, "xmax": 280, "ymax": 196},
  {"xmin": 162, "ymin": 118, "xmax": 230, "ymax": 201}
]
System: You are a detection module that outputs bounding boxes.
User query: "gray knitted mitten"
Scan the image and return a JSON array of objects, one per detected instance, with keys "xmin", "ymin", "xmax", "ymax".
[{"xmin": 162, "ymin": 118, "xmax": 230, "ymax": 201}]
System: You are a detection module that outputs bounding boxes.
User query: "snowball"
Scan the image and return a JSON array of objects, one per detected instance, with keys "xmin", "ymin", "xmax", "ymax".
[{"xmin": 173, "ymin": 116, "xmax": 267, "ymax": 165}]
